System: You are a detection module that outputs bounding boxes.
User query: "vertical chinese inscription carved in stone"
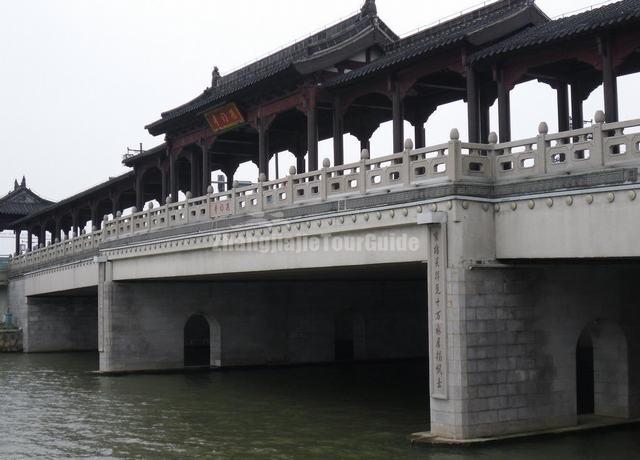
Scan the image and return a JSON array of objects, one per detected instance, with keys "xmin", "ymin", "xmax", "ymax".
[{"xmin": 428, "ymin": 223, "xmax": 448, "ymax": 400}]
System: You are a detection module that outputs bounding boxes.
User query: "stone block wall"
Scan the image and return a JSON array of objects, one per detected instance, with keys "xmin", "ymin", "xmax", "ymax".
[
  {"xmin": 431, "ymin": 263, "xmax": 640, "ymax": 440},
  {"xmin": 25, "ymin": 296, "xmax": 98, "ymax": 352}
]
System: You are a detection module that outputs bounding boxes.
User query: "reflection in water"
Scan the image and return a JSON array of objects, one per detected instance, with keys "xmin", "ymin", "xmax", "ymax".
[{"xmin": 0, "ymin": 354, "xmax": 638, "ymax": 459}]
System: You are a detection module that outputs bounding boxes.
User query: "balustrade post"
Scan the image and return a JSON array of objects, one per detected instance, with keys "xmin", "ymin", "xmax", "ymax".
[
  {"xmin": 446, "ymin": 129, "xmax": 462, "ymax": 182},
  {"xmin": 287, "ymin": 167, "xmax": 296, "ymax": 206},
  {"xmin": 403, "ymin": 139, "xmax": 413, "ymax": 187},
  {"xmin": 487, "ymin": 132, "xmax": 498, "ymax": 181},
  {"xmin": 537, "ymin": 122, "xmax": 549, "ymax": 175},
  {"xmin": 257, "ymin": 174, "xmax": 266, "ymax": 212},
  {"xmin": 102, "ymin": 216, "xmax": 109, "ymax": 242},
  {"xmin": 592, "ymin": 110, "xmax": 606, "ymax": 166},
  {"xmin": 231, "ymin": 181, "xmax": 239, "ymax": 216},
  {"xmin": 165, "ymin": 196, "xmax": 172, "ymax": 229},
  {"xmin": 147, "ymin": 203, "xmax": 153, "ymax": 232},
  {"xmin": 115, "ymin": 211, "xmax": 121, "ymax": 240},
  {"xmin": 320, "ymin": 158, "xmax": 330, "ymax": 201},
  {"xmin": 130, "ymin": 208, "xmax": 136, "ymax": 237},
  {"xmin": 206, "ymin": 185, "xmax": 213, "ymax": 219},
  {"xmin": 184, "ymin": 192, "xmax": 192, "ymax": 224},
  {"xmin": 360, "ymin": 149, "xmax": 369, "ymax": 195}
]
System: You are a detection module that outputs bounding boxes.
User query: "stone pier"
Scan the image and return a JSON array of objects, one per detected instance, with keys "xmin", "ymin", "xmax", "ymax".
[{"xmin": 428, "ymin": 262, "xmax": 640, "ymax": 440}]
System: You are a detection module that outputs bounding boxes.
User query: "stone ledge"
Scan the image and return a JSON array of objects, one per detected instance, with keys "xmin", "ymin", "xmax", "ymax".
[{"xmin": 410, "ymin": 415, "xmax": 640, "ymax": 446}]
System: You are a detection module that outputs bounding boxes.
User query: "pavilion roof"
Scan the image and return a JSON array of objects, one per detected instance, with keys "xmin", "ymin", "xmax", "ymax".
[
  {"xmin": 146, "ymin": 3, "xmax": 398, "ymax": 135},
  {"xmin": 9, "ymin": 172, "xmax": 134, "ymax": 228},
  {"xmin": 0, "ymin": 178, "xmax": 53, "ymax": 229},
  {"xmin": 470, "ymin": 0, "xmax": 640, "ymax": 62},
  {"xmin": 326, "ymin": 0, "xmax": 546, "ymax": 87}
]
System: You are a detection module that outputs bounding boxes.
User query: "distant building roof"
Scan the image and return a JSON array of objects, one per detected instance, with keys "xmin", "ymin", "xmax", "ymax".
[
  {"xmin": 470, "ymin": 0, "xmax": 640, "ymax": 62},
  {"xmin": 327, "ymin": 0, "xmax": 547, "ymax": 87},
  {"xmin": 146, "ymin": 0, "xmax": 398, "ymax": 135},
  {"xmin": 0, "ymin": 178, "xmax": 53, "ymax": 230}
]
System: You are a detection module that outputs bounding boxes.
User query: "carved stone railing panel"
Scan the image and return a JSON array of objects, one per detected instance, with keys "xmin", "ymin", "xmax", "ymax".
[{"xmin": 10, "ymin": 111, "xmax": 640, "ymax": 269}]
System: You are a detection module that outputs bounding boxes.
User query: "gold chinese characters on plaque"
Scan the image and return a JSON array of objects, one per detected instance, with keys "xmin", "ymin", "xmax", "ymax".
[{"xmin": 204, "ymin": 103, "xmax": 245, "ymax": 134}]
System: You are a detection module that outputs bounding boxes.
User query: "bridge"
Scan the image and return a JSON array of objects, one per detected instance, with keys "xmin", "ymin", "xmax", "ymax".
[{"xmin": 5, "ymin": 0, "xmax": 640, "ymax": 444}]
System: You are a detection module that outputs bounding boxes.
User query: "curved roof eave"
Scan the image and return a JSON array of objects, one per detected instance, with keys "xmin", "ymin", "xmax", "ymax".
[{"xmin": 10, "ymin": 171, "xmax": 135, "ymax": 227}]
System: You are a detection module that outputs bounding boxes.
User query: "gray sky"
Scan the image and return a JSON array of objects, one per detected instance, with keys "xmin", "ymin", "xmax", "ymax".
[{"xmin": 1, "ymin": 0, "xmax": 637, "ymax": 252}]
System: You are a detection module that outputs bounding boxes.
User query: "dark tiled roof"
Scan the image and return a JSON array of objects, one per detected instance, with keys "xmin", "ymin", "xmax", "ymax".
[
  {"xmin": 471, "ymin": 0, "xmax": 640, "ymax": 62},
  {"xmin": 147, "ymin": 6, "xmax": 397, "ymax": 134},
  {"xmin": 327, "ymin": 0, "xmax": 540, "ymax": 87},
  {"xmin": 10, "ymin": 172, "xmax": 135, "ymax": 227},
  {"xmin": 0, "ymin": 181, "xmax": 53, "ymax": 220}
]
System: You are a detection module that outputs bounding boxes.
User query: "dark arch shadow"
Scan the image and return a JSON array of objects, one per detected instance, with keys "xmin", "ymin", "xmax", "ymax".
[{"xmin": 184, "ymin": 314, "xmax": 211, "ymax": 367}]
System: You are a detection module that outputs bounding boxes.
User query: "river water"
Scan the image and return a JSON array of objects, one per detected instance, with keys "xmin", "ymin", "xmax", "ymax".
[{"xmin": 0, "ymin": 353, "xmax": 638, "ymax": 459}]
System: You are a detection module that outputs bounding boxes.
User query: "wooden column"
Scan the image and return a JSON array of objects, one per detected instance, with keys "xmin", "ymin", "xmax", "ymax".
[
  {"xmin": 571, "ymin": 84, "xmax": 585, "ymax": 129},
  {"xmin": 202, "ymin": 145, "xmax": 211, "ymax": 193},
  {"xmin": 135, "ymin": 169, "xmax": 144, "ymax": 211},
  {"xmin": 480, "ymin": 102, "xmax": 490, "ymax": 143},
  {"xmin": 392, "ymin": 82, "xmax": 404, "ymax": 153},
  {"xmin": 556, "ymin": 82, "xmax": 570, "ymax": 132},
  {"xmin": 307, "ymin": 106, "xmax": 318, "ymax": 171},
  {"xmin": 479, "ymin": 81, "xmax": 495, "ymax": 143},
  {"xmin": 27, "ymin": 230, "xmax": 33, "ymax": 251},
  {"xmin": 359, "ymin": 137, "xmax": 370, "ymax": 153},
  {"xmin": 39, "ymin": 226, "xmax": 46, "ymax": 246},
  {"xmin": 333, "ymin": 96, "xmax": 344, "ymax": 166},
  {"xmin": 258, "ymin": 117, "xmax": 270, "ymax": 179},
  {"xmin": 497, "ymin": 71, "xmax": 511, "ymax": 143},
  {"xmin": 600, "ymin": 37, "xmax": 619, "ymax": 123},
  {"xmin": 296, "ymin": 154, "xmax": 306, "ymax": 174},
  {"xmin": 169, "ymin": 150, "xmax": 178, "ymax": 201},
  {"xmin": 71, "ymin": 211, "xmax": 79, "ymax": 236},
  {"xmin": 90, "ymin": 204, "xmax": 99, "ymax": 229},
  {"xmin": 190, "ymin": 152, "xmax": 199, "ymax": 196},
  {"xmin": 161, "ymin": 168, "xmax": 168, "ymax": 204},
  {"xmin": 466, "ymin": 67, "xmax": 480, "ymax": 143},
  {"xmin": 222, "ymin": 166, "xmax": 235, "ymax": 191},
  {"xmin": 54, "ymin": 220, "xmax": 61, "ymax": 242},
  {"xmin": 14, "ymin": 230, "xmax": 21, "ymax": 255},
  {"xmin": 415, "ymin": 123, "xmax": 426, "ymax": 149}
]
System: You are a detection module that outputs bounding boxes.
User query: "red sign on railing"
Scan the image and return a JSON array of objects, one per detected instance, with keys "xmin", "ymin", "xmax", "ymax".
[
  {"xmin": 211, "ymin": 200, "xmax": 233, "ymax": 218},
  {"xmin": 204, "ymin": 103, "xmax": 245, "ymax": 134}
]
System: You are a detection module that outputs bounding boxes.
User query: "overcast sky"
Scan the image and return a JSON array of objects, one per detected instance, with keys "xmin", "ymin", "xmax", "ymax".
[{"xmin": 1, "ymin": 0, "xmax": 637, "ymax": 252}]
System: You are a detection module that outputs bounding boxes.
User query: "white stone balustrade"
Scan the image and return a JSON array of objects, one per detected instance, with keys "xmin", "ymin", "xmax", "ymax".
[{"xmin": 10, "ymin": 112, "xmax": 640, "ymax": 269}]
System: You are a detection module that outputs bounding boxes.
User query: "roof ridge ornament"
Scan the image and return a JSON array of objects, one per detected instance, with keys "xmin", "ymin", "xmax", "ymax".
[
  {"xmin": 211, "ymin": 66, "xmax": 221, "ymax": 88},
  {"xmin": 360, "ymin": 0, "xmax": 377, "ymax": 18}
]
